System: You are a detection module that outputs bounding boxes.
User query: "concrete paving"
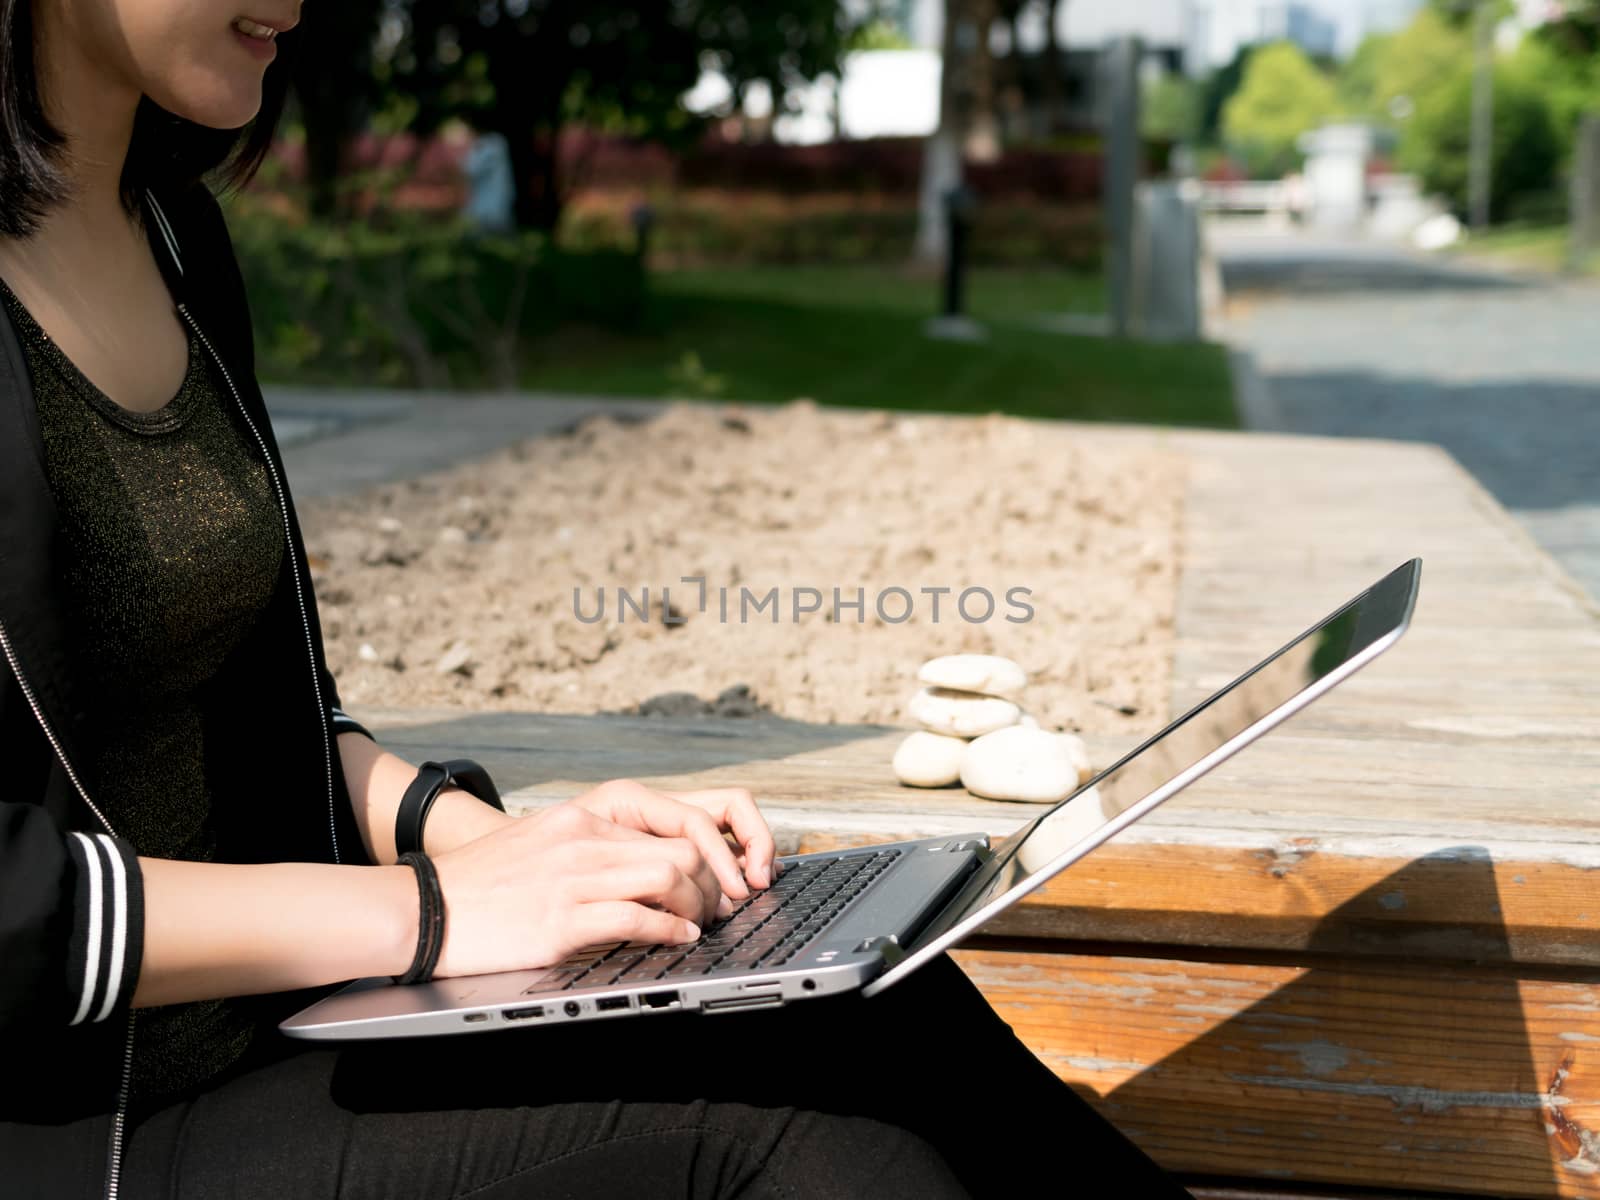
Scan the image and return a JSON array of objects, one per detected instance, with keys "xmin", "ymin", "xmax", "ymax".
[
  {"xmin": 267, "ymin": 387, "xmax": 666, "ymax": 500},
  {"xmin": 1214, "ymin": 222, "xmax": 1600, "ymax": 601}
]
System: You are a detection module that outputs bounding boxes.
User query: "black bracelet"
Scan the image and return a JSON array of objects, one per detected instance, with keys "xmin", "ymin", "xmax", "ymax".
[
  {"xmin": 394, "ymin": 851, "xmax": 445, "ymax": 986},
  {"xmin": 394, "ymin": 758, "xmax": 503, "ymax": 859}
]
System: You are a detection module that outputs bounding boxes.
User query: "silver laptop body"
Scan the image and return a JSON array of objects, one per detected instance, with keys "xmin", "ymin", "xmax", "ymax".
[{"xmin": 281, "ymin": 558, "xmax": 1420, "ymax": 1040}]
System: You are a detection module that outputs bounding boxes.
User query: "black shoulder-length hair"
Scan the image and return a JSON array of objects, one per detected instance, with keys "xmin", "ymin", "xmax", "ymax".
[{"xmin": 0, "ymin": 0, "xmax": 301, "ymax": 238}]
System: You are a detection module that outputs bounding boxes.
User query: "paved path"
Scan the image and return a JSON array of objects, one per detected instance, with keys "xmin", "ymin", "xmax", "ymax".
[
  {"xmin": 1215, "ymin": 224, "xmax": 1600, "ymax": 600},
  {"xmin": 266, "ymin": 387, "xmax": 665, "ymax": 500}
]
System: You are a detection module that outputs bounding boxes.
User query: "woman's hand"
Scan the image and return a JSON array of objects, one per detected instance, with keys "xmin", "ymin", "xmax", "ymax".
[
  {"xmin": 571, "ymin": 778, "xmax": 780, "ymax": 896},
  {"xmin": 429, "ymin": 794, "xmax": 733, "ymax": 980}
]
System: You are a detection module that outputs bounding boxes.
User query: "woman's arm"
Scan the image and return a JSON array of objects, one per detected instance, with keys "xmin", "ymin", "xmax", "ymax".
[
  {"xmin": 337, "ymin": 731, "xmax": 515, "ymax": 866},
  {"xmin": 131, "ymin": 857, "xmax": 416, "ymax": 1008},
  {"xmin": 129, "ymin": 791, "xmax": 748, "ymax": 1009}
]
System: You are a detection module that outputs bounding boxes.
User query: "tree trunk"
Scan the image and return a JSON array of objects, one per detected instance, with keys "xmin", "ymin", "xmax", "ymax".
[
  {"xmin": 483, "ymin": 29, "xmax": 572, "ymax": 232},
  {"xmin": 289, "ymin": 0, "xmax": 381, "ymax": 217},
  {"xmin": 964, "ymin": 0, "xmax": 1001, "ymax": 163},
  {"xmin": 914, "ymin": 0, "xmax": 969, "ymax": 265},
  {"xmin": 1041, "ymin": 0, "xmax": 1066, "ymax": 136}
]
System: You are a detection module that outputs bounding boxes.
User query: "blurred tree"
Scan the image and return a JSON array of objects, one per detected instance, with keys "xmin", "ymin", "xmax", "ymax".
[
  {"xmin": 1196, "ymin": 46, "xmax": 1255, "ymax": 145},
  {"xmin": 1336, "ymin": 32, "xmax": 1393, "ymax": 120},
  {"xmin": 1362, "ymin": 6, "xmax": 1471, "ymax": 123},
  {"xmin": 848, "ymin": 17, "xmax": 915, "ymax": 50},
  {"xmin": 1520, "ymin": 13, "xmax": 1600, "ymax": 152},
  {"xmin": 1402, "ymin": 53, "xmax": 1561, "ymax": 219},
  {"xmin": 394, "ymin": 2, "xmax": 865, "ymax": 231},
  {"xmin": 1221, "ymin": 42, "xmax": 1339, "ymax": 177},
  {"xmin": 1142, "ymin": 73, "xmax": 1202, "ymax": 143}
]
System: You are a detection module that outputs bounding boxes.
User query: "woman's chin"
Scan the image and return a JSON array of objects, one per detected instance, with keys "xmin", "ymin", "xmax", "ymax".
[{"xmin": 151, "ymin": 80, "xmax": 263, "ymax": 133}]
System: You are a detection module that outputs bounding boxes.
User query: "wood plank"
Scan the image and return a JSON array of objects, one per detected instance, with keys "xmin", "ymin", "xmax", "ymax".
[{"xmin": 950, "ymin": 944, "xmax": 1600, "ymax": 1198}]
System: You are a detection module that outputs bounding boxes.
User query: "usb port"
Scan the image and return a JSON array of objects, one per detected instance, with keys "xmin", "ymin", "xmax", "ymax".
[
  {"xmin": 504, "ymin": 1005, "xmax": 543, "ymax": 1021},
  {"xmin": 641, "ymin": 990, "xmax": 680, "ymax": 1010},
  {"xmin": 596, "ymin": 995, "xmax": 631, "ymax": 1012},
  {"xmin": 462, "ymin": 1012, "xmax": 490, "ymax": 1024}
]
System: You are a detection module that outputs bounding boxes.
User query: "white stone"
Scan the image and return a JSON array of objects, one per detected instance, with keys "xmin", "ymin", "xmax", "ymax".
[
  {"xmin": 892, "ymin": 731, "xmax": 969, "ymax": 788},
  {"xmin": 917, "ymin": 654, "xmax": 1027, "ymax": 700},
  {"xmin": 357, "ymin": 642, "xmax": 380, "ymax": 663},
  {"xmin": 1058, "ymin": 732, "xmax": 1093, "ymax": 784},
  {"xmin": 960, "ymin": 726, "xmax": 1082, "ymax": 804},
  {"xmin": 436, "ymin": 640, "xmax": 473, "ymax": 675},
  {"xmin": 908, "ymin": 687, "xmax": 1020, "ymax": 737},
  {"xmin": 1017, "ymin": 712, "xmax": 1039, "ymax": 730}
]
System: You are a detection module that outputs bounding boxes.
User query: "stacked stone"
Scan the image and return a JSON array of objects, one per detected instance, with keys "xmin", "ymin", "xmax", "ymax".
[{"xmin": 892, "ymin": 654, "xmax": 1094, "ymax": 804}]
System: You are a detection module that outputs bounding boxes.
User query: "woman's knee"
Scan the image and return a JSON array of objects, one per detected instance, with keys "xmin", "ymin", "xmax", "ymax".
[{"xmin": 752, "ymin": 1107, "xmax": 968, "ymax": 1200}]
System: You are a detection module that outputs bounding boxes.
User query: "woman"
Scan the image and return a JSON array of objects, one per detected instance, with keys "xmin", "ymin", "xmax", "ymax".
[{"xmin": 0, "ymin": 3, "xmax": 1193, "ymax": 1197}]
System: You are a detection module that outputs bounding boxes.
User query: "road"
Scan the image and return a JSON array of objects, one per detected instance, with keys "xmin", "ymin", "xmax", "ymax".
[{"xmin": 1215, "ymin": 224, "xmax": 1600, "ymax": 601}]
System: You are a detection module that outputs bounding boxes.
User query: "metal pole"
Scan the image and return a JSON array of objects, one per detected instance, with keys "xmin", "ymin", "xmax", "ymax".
[
  {"xmin": 1103, "ymin": 37, "xmax": 1142, "ymax": 337},
  {"xmin": 943, "ymin": 187, "xmax": 975, "ymax": 317},
  {"xmin": 1570, "ymin": 114, "xmax": 1600, "ymax": 272},
  {"xmin": 1468, "ymin": 0, "xmax": 1495, "ymax": 229}
]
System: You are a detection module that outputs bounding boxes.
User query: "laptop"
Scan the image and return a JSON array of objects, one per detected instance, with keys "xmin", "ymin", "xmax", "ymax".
[{"xmin": 281, "ymin": 558, "xmax": 1420, "ymax": 1040}]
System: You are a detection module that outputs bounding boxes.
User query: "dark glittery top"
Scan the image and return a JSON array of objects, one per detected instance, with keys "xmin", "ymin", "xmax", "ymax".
[{"xmin": 0, "ymin": 276, "xmax": 284, "ymax": 1106}]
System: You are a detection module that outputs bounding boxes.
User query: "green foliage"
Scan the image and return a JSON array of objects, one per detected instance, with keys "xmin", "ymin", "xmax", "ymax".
[
  {"xmin": 518, "ymin": 268, "xmax": 1236, "ymax": 428},
  {"xmin": 1142, "ymin": 74, "xmax": 1203, "ymax": 143},
  {"xmin": 1400, "ymin": 53, "xmax": 1562, "ymax": 220},
  {"xmin": 1337, "ymin": 33, "xmax": 1393, "ymax": 119},
  {"xmin": 1221, "ymin": 42, "xmax": 1340, "ymax": 176},
  {"xmin": 561, "ymin": 198, "xmax": 1103, "ymax": 270},
  {"xmin": 1514, "ymin": 31, "xmax": 1600, "ymax": 153},
  {"xmin": 226, "ymin": 202, "xmax": 646, "ymax": 389},
  {"xmin": 1361, "ymin": 6, "xmax": 1471, "ymax": 122},
  {"xmin": 287, "ymin": 4, "xmax": 872, "ymax": 230},
  {"xmin": 847, "ymin": 18, "xmax": 914, "ymax": 51},
  {"xmin": 385, "ymin": 2, "xmax": 868, "ymax": 229},
  {"xmin": 1197, "ymin": 46, "xmax": 1256, "ymax": 144}
]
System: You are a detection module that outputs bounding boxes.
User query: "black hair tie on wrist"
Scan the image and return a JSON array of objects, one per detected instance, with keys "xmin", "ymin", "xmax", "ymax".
[
  {"xmin": 394, "ymin": 851, "xmax": 445, "ymax": 986},
  {"xmin": 394, "ymin": 758, "xmax": 503, "ymax": 859}
]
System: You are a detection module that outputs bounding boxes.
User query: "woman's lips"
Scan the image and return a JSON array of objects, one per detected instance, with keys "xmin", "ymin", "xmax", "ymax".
[{"xmin": 230, "ymin": 24, "xmax": 278, "ymax": 61}]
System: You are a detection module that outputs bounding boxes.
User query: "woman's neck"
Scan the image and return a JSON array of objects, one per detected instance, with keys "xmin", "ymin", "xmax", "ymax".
[
  {"xmin": 29, "ymin": 3, "xmax": 143, "ymax": 240},
  {"xmin": 0, "ymin": 7, "xmax": 145, "ymax": 292}
]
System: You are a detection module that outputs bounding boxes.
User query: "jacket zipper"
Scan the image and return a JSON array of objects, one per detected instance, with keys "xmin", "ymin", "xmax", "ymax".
[
  {"xmin": 177, "ymin": 304, "xmax": 341, "ymax": 866},
  {"xmin": 0, "ymin": 620, "xmax": 136, "ymax": 1200}
]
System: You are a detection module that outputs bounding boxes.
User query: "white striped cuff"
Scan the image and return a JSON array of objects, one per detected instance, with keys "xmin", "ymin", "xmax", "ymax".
[
  {"xmin": 331, "ymin": 705, "xmax": 374, "ymax": 741},
  {"xmin": 64, "ymin": 833, "xmax": 144, "ymax": 1025}
]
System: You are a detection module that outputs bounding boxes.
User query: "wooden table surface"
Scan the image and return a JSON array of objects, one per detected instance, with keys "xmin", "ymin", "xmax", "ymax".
[{"xmin": 359, "ymin": 425, "xmax": 1600, "ymax": 1199}]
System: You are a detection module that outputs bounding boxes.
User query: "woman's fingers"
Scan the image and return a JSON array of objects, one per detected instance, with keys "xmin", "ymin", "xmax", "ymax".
[
  {"xmin": 571, "ymin": 900, "xmax": 701, "ymax": 952},
  {"xmin": 568, "ymin": 861, "xmax": 712, "ymax": 929},
  {"xmin": 660, "ymin": 787, "xmax": 779, "ymax": 888},
  {"xmin": 575, "ymin": 781, "xmax": 752, "ymax": 903}
]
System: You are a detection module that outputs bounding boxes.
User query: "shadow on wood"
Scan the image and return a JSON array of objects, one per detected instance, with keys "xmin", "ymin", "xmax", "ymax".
[{"xmin": 1070, "ymin": 848, "xmax": 1579, "ymax": 1196}]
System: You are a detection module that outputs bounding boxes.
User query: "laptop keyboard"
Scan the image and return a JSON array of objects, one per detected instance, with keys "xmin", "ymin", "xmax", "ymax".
[{"xmin": 527, "ymin": 849, "xmax": 904, "ymax": 993}]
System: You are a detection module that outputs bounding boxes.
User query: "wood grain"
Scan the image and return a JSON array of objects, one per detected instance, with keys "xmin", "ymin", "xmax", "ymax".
[{"xmin": 951, "ymin": 945, "xmax": 1600, "ymax": 1198}]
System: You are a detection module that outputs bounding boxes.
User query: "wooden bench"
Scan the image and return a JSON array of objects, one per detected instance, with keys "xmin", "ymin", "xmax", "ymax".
[{"xmin": 359, "ymin": 426, "xmax": 1600, "ymax": 1198}]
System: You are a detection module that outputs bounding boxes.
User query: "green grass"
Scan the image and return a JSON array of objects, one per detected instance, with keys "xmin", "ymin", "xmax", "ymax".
[
  {"xmin": 1449, "ymin": 223, "xmax": 1600, "ymax": 276},
  {"xmin": 521, "ymin": 266, "xmax": 1237, "ymax": 428}
]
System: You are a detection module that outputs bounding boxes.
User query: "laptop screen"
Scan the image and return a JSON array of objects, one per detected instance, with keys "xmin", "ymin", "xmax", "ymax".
[{"xmin": 922, "ymin": 558, "xmax": 1420, "ymax": 940}]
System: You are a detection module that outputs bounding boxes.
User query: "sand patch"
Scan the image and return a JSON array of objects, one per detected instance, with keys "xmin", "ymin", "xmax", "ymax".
[{"xmin": 301, "ymin": 402, "xmax": 1184, "ymax": 736}]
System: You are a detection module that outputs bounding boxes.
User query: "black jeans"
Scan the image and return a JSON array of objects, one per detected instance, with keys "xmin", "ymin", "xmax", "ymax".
[{"xmin": 122, "ymin": 953, "xmax": 1190, "ymax": 1199}]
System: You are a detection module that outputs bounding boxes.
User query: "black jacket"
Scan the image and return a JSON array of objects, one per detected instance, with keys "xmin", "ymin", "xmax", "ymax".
[{"xmin": 0, "ymin": 181, "xmax": 373, "ymax": 1198}]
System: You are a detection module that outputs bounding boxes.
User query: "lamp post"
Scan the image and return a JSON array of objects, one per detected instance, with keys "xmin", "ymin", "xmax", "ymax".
[{"xmin": 1468, "ymin": 0, "xmax": 1495, "ymax": 229}]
